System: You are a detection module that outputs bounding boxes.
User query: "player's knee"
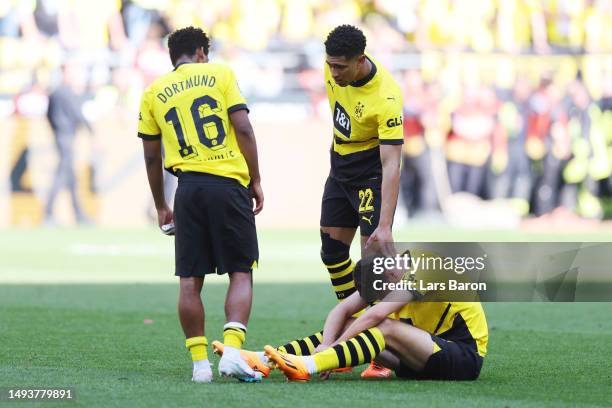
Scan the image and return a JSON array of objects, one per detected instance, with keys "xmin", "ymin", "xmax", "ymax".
[
  {"xmin": 320, "ymin": 230, "xmax": 350, "ymax": 265},
  {"xmin": 376, "ymin": 318, "xmax": 392, "ymax": 335},
  {"xmin": 179, "ymin": 277, "xmax": 202, "ymax": 295},
  {"xmin": 376, "ymin": 318, "xmax": 399, "ymax": 342},
  {"xmin": 229, "ymin": 270, "xmax": 252, "ymax": 282}
]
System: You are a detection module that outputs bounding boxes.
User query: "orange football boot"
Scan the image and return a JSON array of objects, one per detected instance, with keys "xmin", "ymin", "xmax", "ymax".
[
  {"xmin": 263, "ymin": 345, "xmax": 310, "ymax": 382},
  {"xmin": 360, "ymin": 361, "xmax": 392, "ymax": 379}
]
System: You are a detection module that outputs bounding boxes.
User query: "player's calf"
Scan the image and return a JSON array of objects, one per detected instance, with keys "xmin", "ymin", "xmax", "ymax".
[{"xmin": 320, "ymin": 231, "xmax": 357, "ymax": 300}]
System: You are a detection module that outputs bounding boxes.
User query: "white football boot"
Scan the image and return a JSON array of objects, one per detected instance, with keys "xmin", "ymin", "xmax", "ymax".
[
  {"xmin": 218, "ymin": 346, "xmax": 263, "ymax": 383},
  {"xmin": 192, "ymin": 368, "xmax": 213, "ymax": 383},
  {"xmin": 192, "ymin": 360, "xmax": 213, "ymax": 383}
]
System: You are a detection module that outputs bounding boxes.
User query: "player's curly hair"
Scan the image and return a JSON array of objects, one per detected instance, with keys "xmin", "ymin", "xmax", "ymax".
[
  {"xmin": 324, "ymin": 25, "xmax": 366, "ymax": 59},
  {"xmin": 167, "ymin": 26, "xmax": 210, "ymax": 66}
]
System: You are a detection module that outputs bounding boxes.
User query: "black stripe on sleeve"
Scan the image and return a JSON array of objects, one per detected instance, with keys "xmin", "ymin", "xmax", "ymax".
[
  {"xmin": 333, "ymin": 344, "xmax": 346, "ymax": 367},
  {"xmin": 228, "ymin": 103, "xmax": 249, "ymax": 114},
  {"xmin": 138, "ymin": 132, "xmax": 161, "ymax": 141},
  {"xmin": 379, "ymin": 139, "xmax": 404, "ymax": 145},
  {"xmin": 363, "ymin": 329, "xmax": 381, "ymax": 355},
  {"xmin": 283, "ymin": 343, "xmax": 296, "ymax": 355}
]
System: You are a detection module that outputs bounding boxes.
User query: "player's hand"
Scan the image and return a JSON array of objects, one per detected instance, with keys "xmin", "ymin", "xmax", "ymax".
[
  {"xmin": 365, "ymin": 225, "xmax": 396, "ymax": 257},
  {"xmin": 250, "ymin": 181, "xmax": 264, "ymax": 215},
  {"xmin": 157, "ymin": 205, "xmax": 173, "ymax": 233}
]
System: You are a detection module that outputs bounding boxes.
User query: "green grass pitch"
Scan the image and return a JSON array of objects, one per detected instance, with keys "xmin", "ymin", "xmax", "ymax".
[{"xmin": 1, "ymin": 228, "xmax": 611, "ymax": 407}]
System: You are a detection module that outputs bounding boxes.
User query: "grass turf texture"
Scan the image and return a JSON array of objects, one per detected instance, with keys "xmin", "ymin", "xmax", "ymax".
[{"xmin": 1, "ymin": 228, "xmax": 611, "ymax": 407}]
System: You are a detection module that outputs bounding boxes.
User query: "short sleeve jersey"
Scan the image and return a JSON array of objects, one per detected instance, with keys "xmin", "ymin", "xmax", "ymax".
[
  {"xmin": 138, "ymin": 62, "xmax": 250, "ymax": 186},
  {"xmin": 324, "ymin": 55, "xmax": 404, "ymax": 184},
  {"xmin": 392, "ymin": 301, "xmax": 489, "ymax": 358}
]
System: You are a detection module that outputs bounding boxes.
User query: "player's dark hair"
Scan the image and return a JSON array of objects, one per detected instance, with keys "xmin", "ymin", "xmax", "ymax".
[
  {"xmin": 167, "ymin": 26, "xmax": 210, "ymax": 66},
  {"xmin": 353, "ymin": 254, "xmax": 389, "ymax": 303},
  {"xmin": 324, "ymin": 25, "xmax": 366, "ymax": 59}
]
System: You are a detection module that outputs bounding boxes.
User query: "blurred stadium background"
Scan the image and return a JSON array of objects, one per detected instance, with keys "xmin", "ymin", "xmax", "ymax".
[
  {"xmin": 2, "ymin": 2, "xmax": 612, "ymax": 406},
  {"xmin": 0, "ymin": 0, "xmax": 611, "ymax": 231}
]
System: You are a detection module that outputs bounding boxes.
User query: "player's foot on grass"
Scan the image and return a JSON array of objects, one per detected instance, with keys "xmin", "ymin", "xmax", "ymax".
[
  {"xmin": 360, "ymin": 361, "xmax": 392, "ymax": 379},
  {"xmin": 218, "ymin": 345, "xmax": 263, "ymax": 383},
  {"xmin": 212, "ymin": 340, "xmax": 271, "ymax": 377},
  {"xmin": 192, "ymin": 367, "xmax": 213, "ymax": 383},
  {"xmin": 264, "ymin": 345, "xmax": 310, "ymax": 382}
]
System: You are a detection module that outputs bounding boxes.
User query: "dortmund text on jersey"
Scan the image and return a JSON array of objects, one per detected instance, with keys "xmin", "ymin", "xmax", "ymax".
[{"xmin": 138, "ymin": 63, "xmax": 250, "ymax": 187}]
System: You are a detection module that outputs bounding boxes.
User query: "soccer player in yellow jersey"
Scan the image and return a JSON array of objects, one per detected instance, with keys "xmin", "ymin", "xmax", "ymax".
[
  {"xmin": 214, "ymin": 258, "xmax": 488, "ymax": 382},
  {"xmin": 265, "ymin": 276, "xmax": 488, "ymax": 382},
  {"xmin": 319, "ymin": 25, "xmax": 404, "ymax": 377},
  {"xmin": 137, "ymin": 27, "xmax": 263, "ymax": 383}
]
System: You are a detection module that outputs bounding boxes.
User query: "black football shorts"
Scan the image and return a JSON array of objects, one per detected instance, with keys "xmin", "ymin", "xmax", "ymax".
[
  {"xmin": 320, "ymin": 176, "xmax": 381, "ymax": 237},
  {"xmin": 173, "ymin": 171, "xmax": 258, "ymax": 277},
  {"xmin": 395, "ymin": 335, "xmax": 484, "ymax": 381}
]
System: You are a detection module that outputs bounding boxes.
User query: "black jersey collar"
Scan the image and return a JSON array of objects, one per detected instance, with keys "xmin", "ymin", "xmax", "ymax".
[
  {"xmin": 350, "ymin": 56, "xmax": 377, "ymax": 87},
  {"xmin": 173, "ymin": 61, "xmax": 194, "ymax": 71}
]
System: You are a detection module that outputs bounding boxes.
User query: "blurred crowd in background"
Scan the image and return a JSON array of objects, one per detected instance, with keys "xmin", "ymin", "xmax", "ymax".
[{"xmin": 1, "ymin": 0, "xmax": 611, "ymax": 224}]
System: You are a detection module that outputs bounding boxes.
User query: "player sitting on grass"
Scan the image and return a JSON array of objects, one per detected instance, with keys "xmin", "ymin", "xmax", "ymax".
[{"xmin": 213, "ymin": 256, "xmax": 488, "ymax": 381}]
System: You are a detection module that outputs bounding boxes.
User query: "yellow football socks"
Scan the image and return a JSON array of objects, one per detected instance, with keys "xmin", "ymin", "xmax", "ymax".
[
  {"xmin": 325, "ymin": 257, "xmax": 357, "ymax": 300},
  {"xmin": 223, "ymin": 322, "xmax": 247, "ymax": 349},
  {"xmin": 313, "ymin": 328, "xmax": 385, "ymax": 373},
  {"xmin": 185, "ymin": 336, "xmax": 208, "ymax": 361},
  {"xmin": 278, "ymin": 331, "xmax": 323, "ymax": 355}
]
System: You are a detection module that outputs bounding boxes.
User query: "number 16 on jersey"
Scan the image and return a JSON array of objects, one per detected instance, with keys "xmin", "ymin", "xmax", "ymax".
[{"xmin": 164, "ymin": 95, "xmax": 228, "ymax": 159}]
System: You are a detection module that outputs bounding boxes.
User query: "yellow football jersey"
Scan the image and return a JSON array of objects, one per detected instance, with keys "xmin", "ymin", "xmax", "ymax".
[
  {"xmin": 392, "ymin": 301, "xmax": 488, "ymax": 357},
  {"xmin": 138, "ymin": 62, "xmax": 250, "ymax": 187},
  {"xmin": 324, "ymin": 55, "xmax": 404, "ymax": 183}
]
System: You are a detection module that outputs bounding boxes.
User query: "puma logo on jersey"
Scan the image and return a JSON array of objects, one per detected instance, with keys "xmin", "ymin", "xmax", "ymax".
[{"xmin": 361, "ymin": 215, "xmax": 374, "ymax": 226}]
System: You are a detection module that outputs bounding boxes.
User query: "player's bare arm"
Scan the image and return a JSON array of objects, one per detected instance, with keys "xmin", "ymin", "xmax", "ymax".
[
  {"xmin": 142, "ymin": 139, "xmax": 172, "ymax": 228},
  {"xmin": 332, "ymin": 299, "xmax": 407, "ymax": 346},
  {"xmin": 230, "ymin": 109, "xmax": 263, "ymax": 215},
  {"xmin": 366, "ymin": 144, "xmax": 402, "ymax": 251},
  {"xmin": 319, "ymin": 291, "xmax": 367, "ymax": 348}
]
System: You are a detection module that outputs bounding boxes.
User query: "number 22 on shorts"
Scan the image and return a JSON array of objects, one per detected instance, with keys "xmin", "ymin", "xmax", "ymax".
[{"xmin": 358, "ymin": 188, "xmax": 374, "ymax": 213}]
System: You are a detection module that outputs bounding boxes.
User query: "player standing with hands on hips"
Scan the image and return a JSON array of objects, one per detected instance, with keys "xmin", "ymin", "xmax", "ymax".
[{"xmin": 137, "ymin": 27, "xmax": 263, "ymax": 383}]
